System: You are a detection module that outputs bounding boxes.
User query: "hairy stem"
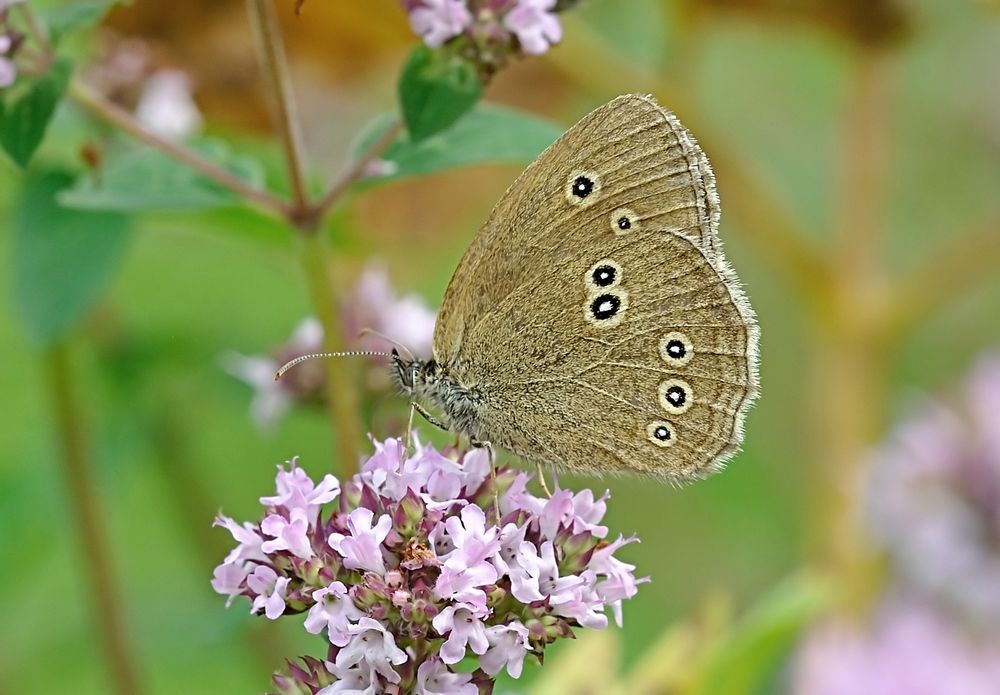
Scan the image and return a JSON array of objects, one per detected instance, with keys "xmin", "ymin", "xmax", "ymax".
[
  {"xmin": 45, "ymin": 342, "xmax": 142, "ymax": 695},
  {"xmin": 68, "ymin": 80, "xmax": 291, "ymax": 216},
  {"xmin": 246, "ymin": 0, "xmax": 312, "ymax": 217},
  {"xmin": 298, "ymin": 233, "xmax": 362, "ymax": 474}
]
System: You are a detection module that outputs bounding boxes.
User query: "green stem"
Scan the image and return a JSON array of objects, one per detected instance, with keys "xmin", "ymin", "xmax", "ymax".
[
  {"xmin": 298, "ymin": 232, "xmax": 362, "ymax": 475},
  {"xmin": 45, "ymin": 342, "xmax": 143, "ymax": 695}
]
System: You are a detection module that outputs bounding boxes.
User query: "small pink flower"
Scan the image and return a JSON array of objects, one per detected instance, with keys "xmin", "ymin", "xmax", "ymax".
[
  {"xmin": 415, "ymin": 657, "xmax": 478, "ymax": 695},
  {"xmin": 247, "ymin": 565, "xmax": 290, "ymax": 620},
  {"xmin": 261, "ymin": 508, "xmax": 314, "ymax": 559},
  {"xmin": 481, "ymin": 622, "xmax": 531, "ymax": 678},
  {"xmin": 335, "ymin": 617, "xmax": 408, "ymax": 684},
  {"xmin": 304, "ymin": 582, "xmax": 364, "ymax": 646},
  {"xmin": 408, "ymin": 0, "xmax": 473, "ymax": 48},
  {"xmin": 510, "ymin": 540, "xmax": 577, "ymax": 603},
  {"xmin": 441, "ymin": 504, "xmax": 500, "ymax": 567},
  {"xmin": 261, "ymin": 459, "xmax": 340, "ymax": 520},
  {"xmin": 433, "ymin": 603, "xmax": 490, "ymax": 664},
  {"xmin": 329, "ymin": 508, "xmax": 393, "ymax": 574},
  {"xmin": 213, "ymin": 514, "xmax": 265, "ymax": 565},
  {"xmin": 211, "ymin": 562, "xmax": 250, "ymax": 606},
  {"xmin": 503, "ymin": 0, "xmax": 562, "ymax": 55}
]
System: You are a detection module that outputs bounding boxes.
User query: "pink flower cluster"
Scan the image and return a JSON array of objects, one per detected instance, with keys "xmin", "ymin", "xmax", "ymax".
[
  {"xmin": 402, "ymin": 0, "xmax": 572, "ymax": 74},
  {"xmin": 212, "ymin": 437, "xmax": 644, "ymax": 693}
]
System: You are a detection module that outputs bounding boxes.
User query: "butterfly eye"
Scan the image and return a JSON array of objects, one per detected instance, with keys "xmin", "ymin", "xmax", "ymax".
[
  {"xmin": 658, "ymin": 379, "xmax": 693, "ymax": 415},
  {"xmin": 585, "ymin": 259, "xmax": 622, "ymax": 291},
  {"xmin": 611, "ymin": 208, "xmax": 639, "ymax": 235},
  {"xmin": 647, "ymin": 421, "xmax": 676, "ymax": 448},
  {"xmin": 659, "ymin": 332, "xmax": 694, "ymax": 367},
  {"xmin": 565, "ymin": 169, "xmax": 601, "ymax": 207}
]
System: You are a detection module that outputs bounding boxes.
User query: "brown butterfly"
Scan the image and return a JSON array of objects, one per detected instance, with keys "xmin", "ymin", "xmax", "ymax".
[{"xmin": 391, "ymin": 94, "xmax": 759, "ymax": 483}]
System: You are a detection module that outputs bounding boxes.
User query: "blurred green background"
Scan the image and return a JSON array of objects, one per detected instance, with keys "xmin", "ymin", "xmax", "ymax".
[{"xmin": 2, "ymin": 0, "xmax": 999, "ymax": 692}]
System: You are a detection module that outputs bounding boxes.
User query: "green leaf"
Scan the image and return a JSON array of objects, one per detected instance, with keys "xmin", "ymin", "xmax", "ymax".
[
  {"xmin": 59, "ymin": 140, "xmax": 266, "ymax": 212},
  {"xmin": 11, "ymin": 170, "xmax": 131, "ymax": 346},
  {"xmin": 398, "ymin": 44, "xmax": 483, "ymax": 143},
  {"xmin": 0, "ymin": 58, "xmax": 73, "ymax": 168},
  {"xmin": 356, "ymin": 104, "xmax": 563, "ymax": 183},
  {"xmin": 690, "ymin": 574, "xmax": 832, "ymax": 695},
  {"xmin": 44, "ymin": 1, "xmax": 121, "ymax": 43}
]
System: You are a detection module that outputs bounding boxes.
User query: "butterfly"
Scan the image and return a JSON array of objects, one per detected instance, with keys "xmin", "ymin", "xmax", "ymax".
[{"xmin": 390, "ymin": 94, "xmax": 759, "ymax": 483}]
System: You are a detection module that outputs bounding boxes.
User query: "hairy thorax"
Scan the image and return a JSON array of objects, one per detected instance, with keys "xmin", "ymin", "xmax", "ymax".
[{"xmin": 391, "ymin": 352, "xmax": 487, "ymax": 443}]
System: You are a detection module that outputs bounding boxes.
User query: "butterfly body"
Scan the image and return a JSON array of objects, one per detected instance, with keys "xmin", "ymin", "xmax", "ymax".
[{"xmin": 395, "ymin": 94, "xmax": 759, "ymax": 483}]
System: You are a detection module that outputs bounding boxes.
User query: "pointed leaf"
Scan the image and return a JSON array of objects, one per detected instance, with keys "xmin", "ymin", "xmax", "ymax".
[
  {"xmin": 11, "ymin": 170, "xmax": 130, "ymax": 345},
  {"xmin": 398, "ymin": 44, "xmax": 483, "ymax": 142},
  {"xmin": 0, "ymin": 58, "xmax": 73, "ymax": 168}
]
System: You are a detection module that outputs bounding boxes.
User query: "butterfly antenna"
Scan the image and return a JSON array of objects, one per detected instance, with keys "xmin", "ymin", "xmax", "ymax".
[
  {"xmin": 274, "ymin": 351, "xmax": 392, "ymax": 381},
  {"xmin": 357, "ymin": 328, "xmax": 416, "ymax": 361}
]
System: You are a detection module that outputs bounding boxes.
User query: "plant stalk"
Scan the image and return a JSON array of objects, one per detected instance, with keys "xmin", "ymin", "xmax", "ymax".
[
  {"xmin": 298, "ymin": 232, "xmax": 362, "ymax": 474},
  {"xmin": 45, "ymin": 342, "xmax": 142, "ymax": 695},
  {"xmin": 68, "ymin": 80, "xmax": 291, "ymax": 217}
]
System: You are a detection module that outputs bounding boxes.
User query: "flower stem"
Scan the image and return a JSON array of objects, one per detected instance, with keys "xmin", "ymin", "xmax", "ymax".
[
  {"xmin": 45, "ymin": 342, "xmax": 143, "ymax": 695},
  {"xmin": 246, "ymin": 0, "xmax": 311, "ymax": 217},
  {"xmin": 298, "ymin": 232, "xmax": 362, "ymax": 475},
  {"xmin": 67, "ymin": 80, "xmax": 291, "ymax": 217}
]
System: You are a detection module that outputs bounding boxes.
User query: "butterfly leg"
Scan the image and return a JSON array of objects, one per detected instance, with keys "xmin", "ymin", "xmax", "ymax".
[
  {"xmin": 471, "ymin": 439, "xmax": 502, "ymax": 523},
  {"xmin": 405, "ymin": 402, "xmax": 416, "ymax": 453},
  {"xmin": 535, "ymin": 462, "xmax": 553, "ymax": 498},
  {"xmin": 410, "ymin": 402, "xmax": 449, "ymax": 432}
]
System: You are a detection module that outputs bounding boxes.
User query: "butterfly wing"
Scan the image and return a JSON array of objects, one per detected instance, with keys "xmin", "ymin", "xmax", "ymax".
[{"xmin": 433, "ymin": 94, "xmax": 758, "ymax": 481}]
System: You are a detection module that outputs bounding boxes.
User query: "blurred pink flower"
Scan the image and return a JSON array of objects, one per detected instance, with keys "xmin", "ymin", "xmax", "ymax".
[
  {"xmin": 343, "ymin": 263, "xmax": 437, "ymax": 359},
  {"xmin": 0, "ymin": 35, "xmax": 16, "ymax": 88},
  {"xmin": 795, "ymin": 597, "xmax": 1000, "ymax": 695},
  {"xmin": 503, "ymin": 0, "xmax": 562, "ymax": 55},
  {"xmin": 407, "ymin": 0, "xmax": 473, "ymax": 48},
  {"xmin": 134, "ymin": 69, "xmax": 202, "ymax": 140},
  {"xmin": 223, "ymin": 317, "xmax": 324, "ymax": 430},
  {"xmin": 867, "ymin": 354, "xmax": 1000, "ymax": 625}
]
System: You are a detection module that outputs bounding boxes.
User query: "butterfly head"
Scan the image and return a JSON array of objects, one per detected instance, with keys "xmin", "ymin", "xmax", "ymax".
[{"xmin": 390, "ymin": 348, "xmax": 439, "ymax": 394}]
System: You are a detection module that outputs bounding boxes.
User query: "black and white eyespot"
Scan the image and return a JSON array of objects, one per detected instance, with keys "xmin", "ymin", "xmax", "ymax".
[
  {"xmin": 610, "ymin": 207, "xmax": 639, "ymax": 235},
  {"xmin": 658, "ymin": 379, "xmax": 693, "ymax": 415},
  {"xmin": 565, "ymin": 169, "xmax": 602, "ymax": 207},
  {"xmin": 585, "ymin": 259, "xmax": 622, "ymax": 291},
  {"xmin": 659, "ymin": 331, "xmax": 694, "ymax": 367},
  {"xmin": 646, "ymin": 420, "xmax": 676, "ymax": 448},
  {"xmin": 584, "ymin": 288, "xmax": 629, "ymax": 328}
]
